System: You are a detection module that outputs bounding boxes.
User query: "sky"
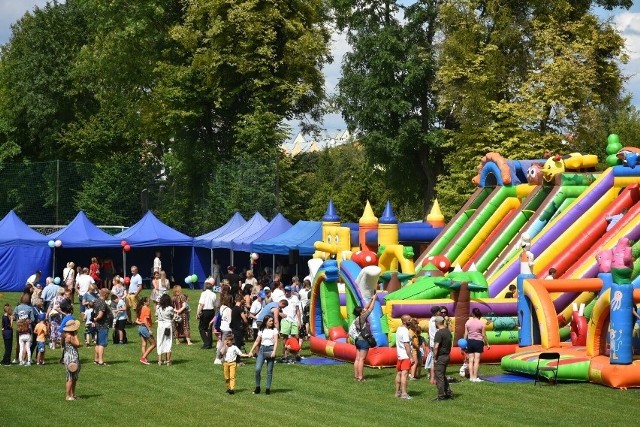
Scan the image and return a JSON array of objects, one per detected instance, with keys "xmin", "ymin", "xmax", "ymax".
[{"xmin": 1, "ymin": 1, "xmax": 639, "ymax": 141}]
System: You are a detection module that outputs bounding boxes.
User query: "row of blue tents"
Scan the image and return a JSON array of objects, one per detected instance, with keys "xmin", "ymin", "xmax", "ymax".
[{"xmin": 0, "ymin": 210, "xmax": 321, "ymax": 291}]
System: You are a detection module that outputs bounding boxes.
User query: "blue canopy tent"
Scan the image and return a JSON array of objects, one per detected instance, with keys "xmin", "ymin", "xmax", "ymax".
[
  {"xmin": 193, "ymin": 212, "xmax": 246, "ymax": 281},
  {"xmin": 47, "ymin": 211, "xmax": 122, "ymax": 279},
  {"xmin": 252, "ymin": 220, "xmax": 322, "ymax": 278},
  {"xmin": 232, "ymin": 213, "xmax": 292, "ymax": 277},
  {"xmin": 0, "ymin": 210, "xmax": 51, "ymax": 291},
  {"xmin": 114, "ymin": 211, "xmax": 194, "ymax": 286},
  {"xmin": 211, "ymin": 212, "xmax": 268, "ymax": 268}
]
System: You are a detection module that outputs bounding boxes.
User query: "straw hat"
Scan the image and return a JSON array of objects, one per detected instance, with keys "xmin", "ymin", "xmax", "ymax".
[{"xmin": 63, "ymin": 319, "xmax": 80, "ymax": 332}]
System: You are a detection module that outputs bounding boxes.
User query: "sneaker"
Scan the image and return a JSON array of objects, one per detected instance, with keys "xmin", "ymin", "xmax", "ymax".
[
  {"xmin": 11, "ymin": 359, "xmax": 17, "ymax": 365},
  {"xmin": 228, "ymin": 390, "xmax": 235, "ymax": 395},
  {"xmin": 140, "ymin": 357, "xmax": 150, "ymax": 366},
  {"xmin": 213, "ymin": 359, "xmax": 222, "ymax": 365},
  {"xmin": 432, "ymin": 396, "xmax": 447, "ymax": 401},
  {"xmin": 408, "ymin": 375, "xmax": 417, "ymax": 381},
  {"xmin": 395, "ymin": 391, "xmax": 402, "ymax": 398},
  {"xmin": 253, "ymin": 387, "xmax": 260, "ymax": 394},
  {"xmin": 265, "ymin": 389, "xmax": 270, "ymax": 395},
  {"xmin": 400, "ymin": 394, "xmax": 412, "ymax": 400},
  {"xmin": 25, "ymin": 361, "xmax": 31, "ymax": 366},
  {"xmin": 472, "ymin": 378, "xmax": 484, "ymax": 382}
]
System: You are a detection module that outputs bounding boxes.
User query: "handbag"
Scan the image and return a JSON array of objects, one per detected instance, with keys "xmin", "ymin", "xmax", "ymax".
[
  {"xmin": 358, "ymin": 317, "xmax": 376, "ymax": 347},
  {"xmin": 164, "ymin": 327, "xmax": 171, "ymax": 337}
]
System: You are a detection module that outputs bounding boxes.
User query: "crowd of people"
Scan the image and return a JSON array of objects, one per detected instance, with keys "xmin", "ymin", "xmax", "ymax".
[{"xmin": 3, "ymin": 259, "xmax": 493, "ymax": 402}]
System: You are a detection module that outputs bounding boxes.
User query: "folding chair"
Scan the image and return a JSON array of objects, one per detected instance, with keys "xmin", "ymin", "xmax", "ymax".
[{"xmin": 534, "ymin": 352, "xmax": 560, "ymax": 385}]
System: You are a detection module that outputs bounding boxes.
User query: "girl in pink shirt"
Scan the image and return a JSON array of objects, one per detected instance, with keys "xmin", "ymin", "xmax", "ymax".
[{"xmin": 464, "ymin": 308, "xmax": 490, "ymax": 382}]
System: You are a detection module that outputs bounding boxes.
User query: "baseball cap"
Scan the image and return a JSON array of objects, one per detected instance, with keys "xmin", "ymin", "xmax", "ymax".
[
  {"xmin": 284, "ymin": 286, "xmax": 292, "ymax": 291},
  {"xmin": 263, "ymin": 287, "xmax": 271, "ymax": 292},
  {"xmin": 258, "ymin": 291, "xmax": 266, "ymax": 298},
  {"xmin": 38, "ymin": 313, "xmax": 46, "ymax": 322}
]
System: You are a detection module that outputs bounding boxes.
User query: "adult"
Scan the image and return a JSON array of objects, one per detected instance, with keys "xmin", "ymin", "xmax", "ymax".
[
  {"xmin": 41, "ymin": 278, "xmax": 62, "ymax": 312},
  {"xmin": 92, "ymin": 288, "xmax": 113, "ymax": 366},
  {"xmin": 101, "ymin": 258, "xmax": 115, "ymax": 291},
  {"xmin": 158, "ymin": 271, "xmax": 170, "ymax": 302},
  {"xmin": 249, "ymin": 315, "xmax": 279, "ymax": 395},
  {"xmin": 270, "ymin": 274, "xmax": 285, "ymax": 303},
  {"xmin": 281, "ymin": 286, "xmax": 301, "ymax": 360},
  {"xmin": 156, "ymin": 294, "xmax": 174, "ymax": 366},
  {"xmin": 230, "ymin": 295, "xmax": 248, "ymax": 351},
  {"xmin": 352, "ymin": 297, "xmax": 376, "ymax": 382},
  {"xmin": 256, "ymin": 299, "xmax": 288, "ymax": 331},
  {"xmin": 150, "ymin": 271, "xmax": 161, "ymax": 308},
  {"xmin": 242, "ymin": 270, "xmax": 258, "ymax": 306},
  {"xmin": 426, "ymin": 305, "xmax": 440, "ymax": 384},
  {"xmin": 127, "ymin": 266, "xmax": 143, "ymax": 323},
  {"xmin": 75, "ymin": 268, "xmax": 95, "ymax": 313},
  {"xmin": 153, "ymin": 251, "xmax": 162, "ymax": 275},
  {"xmin": 60, "ymin": 262, "xmax": 75, "ymax": 302},
  {"xmin": 299, "ymin": 279, "xmax": 311, "ymax": 310},
  {"xmin": 395, "ymin": 315, "xmax": 415, "ymax": 400},
  {"xmin": 197, "ymin": 281, "xmax": 217, "ymax": 349},
  {"xmin": 89, "ymin": 257, "xmax": 102, "ymax": 289},
  {"xmin": 212, "ymin": 259, "xmax": 221, "ymax": 286},
  {"xmin": 62, "ymin": 319, "xmax": 81, "ymax": 400},
  {"xmin": 13, "ymin": 293, "xmax": 35, "ymax": 364},
  {"xmin": 464, "ymin": 307, "xmax": 490, "ymax": 382},
  {"xmin": 172, "ymin": 285, "xmax": 192, "ymax": 345},
  {"xmin": 47, "ymin": 288, "xmax": 67, "ymax": 349},
  {"xmin": 433, "ymin": 316, "xmax": 453, "ymax": 400},
  {"xmin": 26, "ymin": 270, "xmax": 41, "ymax": 287},
  {"xmin": 224, "ymin": 266, "xmax": 241, "ymax": 297}
]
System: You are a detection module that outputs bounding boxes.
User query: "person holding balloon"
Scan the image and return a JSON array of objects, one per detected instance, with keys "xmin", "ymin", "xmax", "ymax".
[{"xmin": 464, "ymin": 308, "xmax": 490, "ymax": 382}]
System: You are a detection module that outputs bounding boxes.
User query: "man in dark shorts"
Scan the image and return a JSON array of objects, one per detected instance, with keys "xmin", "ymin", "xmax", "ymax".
[{"xmin": 432, "ymin": 316, "xmax": 453, "ymax": 401}]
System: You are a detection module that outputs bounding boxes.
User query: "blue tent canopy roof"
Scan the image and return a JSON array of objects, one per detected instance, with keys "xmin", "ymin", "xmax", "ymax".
[
  {"xmin": 47, "ymin": 211, "xmax": 121, "ymax": 247},
  {"xmin": 232, "ymin": 213, "xmax": 292, "ymax": 252},
  {"xmin": 114, "ymin": 211, "xmax": 192, "ymax": 247},
  {"xmin": 193, "ymin": 212, "xmax": 246, "ymax": 249},
  {"xmin": 252, "ymin": 220, "xmax": 321, "ymax": 255},
  {"xmin": 211, "ymin": 212, "xmax": 268, "ymax": 249},
  {"xmin": 0, "ymin": 210, "xmax": 49, "ymax": 247}
]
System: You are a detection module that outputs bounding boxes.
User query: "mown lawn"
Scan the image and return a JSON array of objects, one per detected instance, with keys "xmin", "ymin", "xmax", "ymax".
[{"xmin": 0, "ymin": 290, "xmax": 637, "ymax": 427}]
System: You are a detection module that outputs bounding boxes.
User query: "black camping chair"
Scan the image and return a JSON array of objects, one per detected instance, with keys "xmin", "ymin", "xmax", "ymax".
[{"xmin": 534, "ymin": 352, "xmax": 560, "ymax": 385}]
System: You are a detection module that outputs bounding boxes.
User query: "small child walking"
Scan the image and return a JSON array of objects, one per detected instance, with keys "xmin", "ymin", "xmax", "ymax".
[
  {"xmin": 218, "ymin": 335, "xmax": 249, "ymax": 394},
  {"xmin": 33, "ymin": 313, "xmax": 49, "ymax": 365},
  {"xmin": 2, "ymin": 304, "xmax": 13, "ymax": 366},
  {"xmin": 82, "ymin": 301, "xmax": 95, "ymax": 346},
  {"xmin": 16, "ymin": 314, "xmax": 32, "ymax": 366}
]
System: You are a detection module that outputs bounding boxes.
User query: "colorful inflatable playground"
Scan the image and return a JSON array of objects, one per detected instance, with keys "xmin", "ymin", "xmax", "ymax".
[{"xmin": 307, "ymin": 136, "xmax": 640, "ymax": 388}]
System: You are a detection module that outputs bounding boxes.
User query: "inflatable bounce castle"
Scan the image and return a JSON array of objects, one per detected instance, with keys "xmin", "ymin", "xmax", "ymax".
[{"xmin": 307, "ymin": 135, "xmax": 640, "ymax": 388}]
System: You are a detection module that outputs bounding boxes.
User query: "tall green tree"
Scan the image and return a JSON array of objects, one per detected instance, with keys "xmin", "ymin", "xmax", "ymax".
[
  {"xmin": 435, "ymin": 0, "xmax": 631, "ymax": 218},
  {"xmin": 333, "ymin": 0, "xmax": 447, "ymax": 216}
]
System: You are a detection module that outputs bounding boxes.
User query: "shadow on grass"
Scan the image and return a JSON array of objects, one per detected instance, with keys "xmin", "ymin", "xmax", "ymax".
[{"xmin": 76, "ymin": 394, "xmax": 103, "ymax": 399}]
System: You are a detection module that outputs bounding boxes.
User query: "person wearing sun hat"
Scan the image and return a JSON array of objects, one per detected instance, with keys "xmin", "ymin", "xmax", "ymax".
[{"xmin": 62, "ymin": 319, "xmax": 81, "ymax": 400}]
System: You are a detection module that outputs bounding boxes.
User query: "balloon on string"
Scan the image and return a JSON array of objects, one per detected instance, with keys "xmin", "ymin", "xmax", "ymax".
[
  {"xmin": 185, "ymin": 276, "xmax": 192, "ymax": 284},
  {"xmin": 54, "ymin": 240, "xmax": 62, "ymax": 248},
  {"xmin": 123, "ymin": 245, "xmax": 131, "ymax": 252},
  {"xmin": 124, "ymin": 277, "xmax": 131, "ymax": 285},
  {"xmin": 191, "ymin": 274, "xmax": 198, "ymax": 283},
  {"xmin": 250, "ymin": 253, "xmax": 259, "ymax": 261},
  {"xmin": 457, "ymin": 338, "xmax": 468, "ymax": 350},
  {"xmin": 120, "ymin": 240, "xmax": 128, "ymax": 247},
  {"xmin": 54, "ymin": 277, "xmax": 61, "ymax": 285},
  {"xmin": 47, "ymin": 240, "xmax": 55, "ymax": 248}
]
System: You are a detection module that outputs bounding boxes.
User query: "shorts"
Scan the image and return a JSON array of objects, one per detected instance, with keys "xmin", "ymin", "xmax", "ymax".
[
  {"xmin": 355, "ymin": 338, "xmax": 370, "ymax": 351},
  {"xmin": 466, "ymin": 339, "xmax": 484, "ymax": 353},
  {"xmin": 96, "ymin": 328, "xmax": 109, "ymax": 347},
  {"xmin": 396, "ymin": 358, "xmax": 411, "ymax": 372},
  {"xmin": 138, "ymin": 325, "xmax": 151, "ymax": 339},
  {"xmin": 280, "ymin": 319, "xmax": 299, "ymax": 337},
  {"xmin": 36, "ymin": 341, "xmax": 46, "ymax": 353}
]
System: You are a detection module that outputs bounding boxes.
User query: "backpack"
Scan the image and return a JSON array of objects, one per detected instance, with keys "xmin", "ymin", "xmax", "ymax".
[
  {"xmin": 213, "ymin": 311, "xmax": 222, "ymax": 333},
  {"xmin": 16, "ymin": 318, "xmax": 31, "ymax": 334}
]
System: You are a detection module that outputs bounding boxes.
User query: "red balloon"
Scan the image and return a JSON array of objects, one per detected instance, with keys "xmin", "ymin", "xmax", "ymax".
[
  {"xmin": 120, "ymin": 240, "xmax": 127, "ymax": 247},
  {"xmin": 124, "ymin": 277, "xmax": 131, "ymax": 285},
  {"xmin": 124, "ymin": 245, "xmax": 131, "ymax": 252}
]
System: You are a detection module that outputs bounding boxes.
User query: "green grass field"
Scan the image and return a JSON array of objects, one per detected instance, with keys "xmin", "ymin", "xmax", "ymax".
[{"xmin": 0, "ymin": 289, "xmax": 637, "ymax": 427}]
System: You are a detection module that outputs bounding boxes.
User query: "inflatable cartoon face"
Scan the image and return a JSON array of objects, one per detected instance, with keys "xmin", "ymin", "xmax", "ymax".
[
  {"xmin": 526, "ymin": 163, "xmax": 543, "ymax": 185},
  {"xmin": 596, "ymin": 249, "xmax": 614, "ymax": 273},
  {"xmin": 617, "ymin": 147, "xmax": 640, "ymax": 168},
  {"xmin": 542, "ymin": 155, "xmax": 565, "ymax": 182},
  {"xmin": 313, "ymin": 226, "xmax": 352, "ymax": 263},
  {"xmin": 611, "ymin": 237, "xmax": 632, "ymax": 269}
]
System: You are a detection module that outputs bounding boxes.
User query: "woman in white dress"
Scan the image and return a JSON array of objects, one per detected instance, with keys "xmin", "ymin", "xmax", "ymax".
[
  {"xmin": 156, "ymin": 294, "xmax": 174, "ymax": 366},
  {"xmin": 63, "ymin": 262, "xmax": 76, "ymax": 303}
]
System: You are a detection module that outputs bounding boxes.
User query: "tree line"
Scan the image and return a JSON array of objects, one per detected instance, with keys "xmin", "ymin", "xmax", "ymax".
[{"xmin": 0, "ymin": 0, "xmax": 638, "ymax": 234}]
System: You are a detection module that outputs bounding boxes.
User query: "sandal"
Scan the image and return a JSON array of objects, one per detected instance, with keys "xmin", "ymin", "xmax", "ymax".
[
  {"xmin": 97, "ymin": 362, "xmax": 108, "ymax": 366},
  {"xmin": 166, "ymin": 361, "xmax": 172, "ymax": 366}
]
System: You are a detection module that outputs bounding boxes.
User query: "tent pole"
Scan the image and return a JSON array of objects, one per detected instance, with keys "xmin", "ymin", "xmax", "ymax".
[
  {"xmin": 52, "ymin": 248, "xmax": 56, "ymax": 277},
  {"xmin": 210, "ymin": 249, "xmax": 214, "ymax": 277},
  {"xmin": 122, "ymin": 250, "xmax": 126, "ymax": 280},
  {"xmin": 272, "ymin": 255, "xmax": 275, "ymax": 281},
  {"xmin": 230, "ymin": 249, "xmax": 234, "ymax": 267}
]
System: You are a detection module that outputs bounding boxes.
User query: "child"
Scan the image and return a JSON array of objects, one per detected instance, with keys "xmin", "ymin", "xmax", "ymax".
[
  {"xmin": 82, "ymin": 301, "xmax": 96, "ymax": 346},
  {"xmin": 218, "ymin": 335, "xmax": 249, "ymax": 394},
  {"xmin": 135, "ymin": 297, "xmax": 156, "ymax": 365},
  {"xmin": 33, "ymin": 313, "xmax": 49, "ymax": 365},
  {"xmin": 62, "ymin": 320, "xmax": 81, "ymax": 400},
  {"xmin": 283, "ymin": 336, "xmax": 301, "ymax": 363},
  {"xmin": 16, "ymin": 313, "xmax": 32, "ymax": 366},
  {"xmin": 2, "ymin": 304, "xmax": 12, "ymax": 366}
]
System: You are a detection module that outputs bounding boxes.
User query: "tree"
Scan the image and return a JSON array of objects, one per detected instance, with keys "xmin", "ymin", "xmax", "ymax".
[
  {"xmin": 333, "ymin": 0, "xmax": 447, "ymax": 216},
  {"xmin": 434, "ymin": 0, "xmax": 631, "ymax": 218}
]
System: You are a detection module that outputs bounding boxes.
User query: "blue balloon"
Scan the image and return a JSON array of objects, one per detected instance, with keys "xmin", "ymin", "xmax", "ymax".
[
  {"xmin": 54, "ymin": 277, "xmax": 61, "ymax": 285},
  {"xmin": 48, "ymin": 240, "xmax": 55, "ymax": 248},
  {"xmin": 457, "ymin": 338, "xmax": 468, "ymax": 349},
  {"xmin": 185, "ymin": 276, "xmax": 192, "ymax": 284}
]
